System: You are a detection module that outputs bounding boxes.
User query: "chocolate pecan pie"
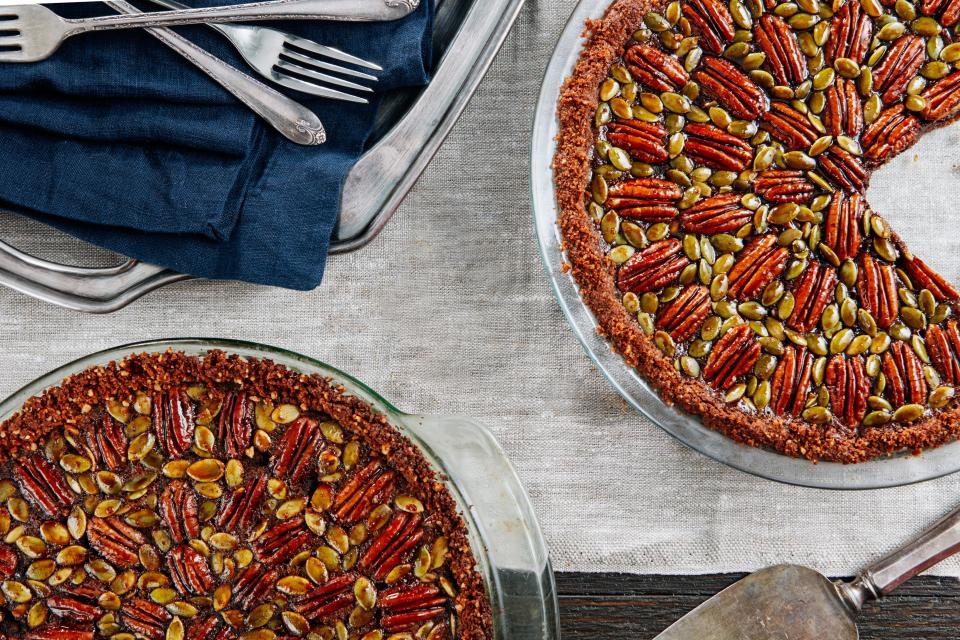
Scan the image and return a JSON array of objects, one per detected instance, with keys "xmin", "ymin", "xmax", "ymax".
[
  {"xmin": 555, "ymin": 0, "xmax": 960, "ymax": 462},
  {"xmin": 0, "ymin": 351, "xmax": 491, "ymax": 639}
]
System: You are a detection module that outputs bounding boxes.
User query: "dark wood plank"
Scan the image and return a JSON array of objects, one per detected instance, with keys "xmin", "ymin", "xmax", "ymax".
[{"xmin": 556, "ymin": 573, "xmax": 960, "ymax": 639}]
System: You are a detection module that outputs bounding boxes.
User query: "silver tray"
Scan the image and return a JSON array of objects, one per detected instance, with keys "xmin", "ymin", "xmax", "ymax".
[
  {"xmin": 0, "ymin": 0, "xmax": 525, "ymax": 313},
  {"xmin": 0, "ymin": 338, "xmax": 560, "ymax": 640},
  {"xmin": 531, "ymin": 0, "xmax": 960, "ymax": 490}
]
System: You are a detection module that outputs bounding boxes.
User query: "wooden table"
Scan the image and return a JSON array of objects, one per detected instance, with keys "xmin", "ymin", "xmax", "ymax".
[{"xmin": 558, "ymin": 573, "xmax": 960, "ymax": 638}]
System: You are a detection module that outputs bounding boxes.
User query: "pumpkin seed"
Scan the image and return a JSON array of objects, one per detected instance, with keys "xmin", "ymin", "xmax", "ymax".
[
  {"xmin": 930, "ymin": 386, "xmax": 956, "ymax": 409},
  {"xmin": 186, "ymin": 459, "xmax": 224, "ymax": 483},
  {"xmin": 893, "ymin": 404, "xmax": 925, "ymax": 423},
  {"xmin": 271, "ymin": 404, "xmax": 300, "ymax": 424}
]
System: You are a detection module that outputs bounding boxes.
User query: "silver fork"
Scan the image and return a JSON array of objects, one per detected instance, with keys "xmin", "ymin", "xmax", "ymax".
[
  {"xmin": 103, "ymin": 0, "xmax": 327, "ymax": 145},
  {"xmin": 145, "ymin": 0, "xmax": 381, "ymax": 103},
  {"xmin": 0, "ymin": 0, "xmax": 418, "ymax": 64}
]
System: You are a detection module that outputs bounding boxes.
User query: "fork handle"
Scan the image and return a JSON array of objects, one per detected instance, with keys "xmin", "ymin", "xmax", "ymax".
[
  {"xmin": 103, "ymin": 0, "xmax": 326, "ymax": 146},
  {"xmin": 66, "ymin": 0, "xmax": 417, "ymax": 33}
]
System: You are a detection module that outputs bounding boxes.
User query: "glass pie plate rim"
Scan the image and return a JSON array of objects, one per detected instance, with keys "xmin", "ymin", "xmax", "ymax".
[
  {"xmin": 530, "ymin": 0, "xmax": 960, "ymax": 491},
  {"xmin": 0, "ymin": 338, "xmax": 559, "ymax": 640}
]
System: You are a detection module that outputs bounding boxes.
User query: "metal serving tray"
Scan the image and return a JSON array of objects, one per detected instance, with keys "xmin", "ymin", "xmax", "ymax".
[
  {"xmin": 532, "ymin": 0, "xmax": 960, "ymax": 490},
  {"xmin": 0, "ymin": 0, "xmax": 525, "ymax": 313},
  {"xmin": 0, "ymin": 338, "xmax": 560, "ymax": 640}
]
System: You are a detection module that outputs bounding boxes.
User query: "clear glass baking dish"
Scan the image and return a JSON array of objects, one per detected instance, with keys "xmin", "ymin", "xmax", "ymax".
[
  {"xmin": 531, "ymin": 0, "xmax": 960, "ymax": 491},
  {"xmin": 0, "ymin": 338, "xmax": 559, "ymax": 640}
]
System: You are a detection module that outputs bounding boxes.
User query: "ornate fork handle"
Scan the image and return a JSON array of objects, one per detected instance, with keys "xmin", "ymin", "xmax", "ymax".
[
  {"xmin": 104, "ymin": 0, "xmax": 325, "ymax": 146},
  {"xmin": 66, "ymin": 0, "xmax": 418, "ymax": 35}
]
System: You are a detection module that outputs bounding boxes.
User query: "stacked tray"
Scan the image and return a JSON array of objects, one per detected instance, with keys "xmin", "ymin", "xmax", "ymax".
[{"xmin": 0, "ymin": 0, "xmax": 525, "ymax": 313}]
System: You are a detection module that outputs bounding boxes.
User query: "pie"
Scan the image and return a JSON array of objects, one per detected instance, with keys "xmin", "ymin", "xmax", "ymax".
[
  {"xmin": 554, "ymin": 0, "xmax": 960, "ymax": 462},
  {"xmin": 0, "ymin": 350, "xmax": 491, "ymax": 639}
]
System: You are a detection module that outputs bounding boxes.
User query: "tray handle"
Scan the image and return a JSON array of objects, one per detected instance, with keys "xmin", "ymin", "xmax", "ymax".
[{"xmin": 0, "ymin": 239, "xmax": 189, "ymax": 313}]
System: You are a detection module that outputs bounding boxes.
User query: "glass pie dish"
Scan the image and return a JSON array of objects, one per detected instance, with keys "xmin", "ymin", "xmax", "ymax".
[
  {"xmin": 0, "ymin": 338, "xmax": 559, "ymax": 640},
  {"xmin": 531, "ymin": 0, "xmax": 960, "ymax": 490}
]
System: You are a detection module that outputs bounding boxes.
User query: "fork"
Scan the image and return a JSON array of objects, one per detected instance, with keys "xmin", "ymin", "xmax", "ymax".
[
  {"xmin": 145, "ymin": 0, "xmax": 381, "ymax": 103},
  {"xmin": 0, "ymin": 0, "xmax": 420, "ymax": 64},
  {"xmin": 104, "ymin": 0, "xmax": 326, "ymax": 145}
]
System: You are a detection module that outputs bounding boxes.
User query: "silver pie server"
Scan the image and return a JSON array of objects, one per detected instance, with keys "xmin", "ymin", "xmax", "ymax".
[{"xmin": 652, "ymin": 500, "xmax": 960, "ymax": 639}]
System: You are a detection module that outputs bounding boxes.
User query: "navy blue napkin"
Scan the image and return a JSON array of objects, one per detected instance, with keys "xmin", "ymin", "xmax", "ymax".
[{"xmin": 0, "ymin": 1, "xmax": 433, "ymax": 289}]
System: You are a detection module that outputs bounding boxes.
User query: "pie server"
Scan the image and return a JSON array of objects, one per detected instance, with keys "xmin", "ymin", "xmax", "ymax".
[{"xmin": 652, "ymin": 501, "xmax": 960, "ymax": 639}]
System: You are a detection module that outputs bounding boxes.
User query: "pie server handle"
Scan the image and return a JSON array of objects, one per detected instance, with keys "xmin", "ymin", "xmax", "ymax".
[{"xmin": 837, "ymin": 501, "xmax": 960, "ymax": 610}]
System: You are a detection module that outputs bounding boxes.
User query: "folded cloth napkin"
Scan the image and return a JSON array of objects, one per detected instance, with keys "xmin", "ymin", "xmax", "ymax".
[{"xmin": 0, "ymin": 1, "xmax": 433, "ymax": 289}]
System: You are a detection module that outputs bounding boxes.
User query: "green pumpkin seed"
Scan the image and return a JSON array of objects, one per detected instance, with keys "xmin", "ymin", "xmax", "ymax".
[
  {"xmin": 905, "ymin": 95, "xmax": 927, "ymax": 112},
  {"xmin": 913, "ymin": 16, "xmax": 941, "ymax": 37},
  {"xmin": 923, "ymin": 60, "xmax": 951, "ymax": 79},
  {"xmin": 863, "ymin": 410, "xmax": 892, "ymax": 426},
  {"xmin": 941, "ymin": 42, "xmax": 960, "ymax": 62},
  {"xmin": 894, "ymin": 404, "xmax": 925, "ymax": 423},
  {"xmin": 878, "ymin": 21, "xmax": 906, "ymax": 40},
  {"xmin": 930, "ymin": 386, "xmax": 956, "ymax": 409},
  {"xmin": 802, "ymin": 406, "xmax": 832, "ymax": 424},
  {"xmin": 783, "ymin": 150, "xmax": 816, "ymax": 170}
]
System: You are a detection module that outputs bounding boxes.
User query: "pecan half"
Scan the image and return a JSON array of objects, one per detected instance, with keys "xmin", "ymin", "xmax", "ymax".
[
  {"xmin": 217, "ymin": 391, "xmax": 253, "ymax": 458},
  {"xmin": 656, "ymin": 285, "xmax": 713, "ymax": 343},
  {"xmin": 153, "ymin": 389, "xmax": 195, "ymax": 458},
  {"xmin": 873, "ymin": 35, "xmax": 925, "ymax": 104},
  {"xmin": 0, "ymin": 545, "xmax": 16, "ymax": 579},
  {"xmin": 694, "ymin": 56, "xmax": 768, "ymax": 120},
  {"xmin": 901, "ymin": 255, "xmax": 960, "ymax": 302},
  {"xmin": 883, "ymin": 341, "xmax": 928, "ymax": 406},
  {"xmin": 606, "ymin": 121, "xmax": 669, "ymax": 164},
  {"xmin": 788, "ymin": 262, "xmax": 840, "ymax": 332},
  {"xmin": 87, "ymin": 517, "xmax": 145, "ymax": 568},
  {"xmin": 859, "ymin": 253, "xmax": 900, "ymax": 329},
  {"xmin": 819, "ymin": 146, "xmax": 866, "ymax": 193},
  {"xmin": 683, "ymin": 122, "xmax": 753, "ymax": 171},
  {"xmin": 727, "ymin": 234, "xmax": 790, "ymax": 300},
  {"xmin": 825, "ymin": 0, "xmax": 873, "ymax": 64},
  {"xmin": 332, "ymin": 459, "xmax": 396, "ymax": 523},
  {"xmin": 360, "ymin": 511, "xmax": 425, "ymax": 580},
  {"xmin": 921, "ymin": 72, "xmax": 960, "ymax": 123},
  {"xmin": 217, "ymin": 471, "xmax": 268, "ymax": 531},
  {"xmin": 760, "ymin": 102, "xmax": 819, "ymax": 151},
  {"xmin": 861, "ymin": 105, "xmax": 920, "ymax": 165},
  {"xmin": 823, "ymin": 191, "xmax": 865, "ymax": 262},
  {"xmin": 85, "ymin": 415, "xmax": 127, "ymax": 472},
  {"xmin": 122, "ymin": 598, "xmax": 171, "ymax": 640},
  {"xmin": 254, "ymin": 516, "xmax": 314, "ymax": 565},
  {"xmin": 381, "ymin": 584, "xmax": 448, "ymax": 633},
  {"xmin": 160, "ymin": 480, "xmax": 200, "ymax": 544},
  {"xmin": 606, "ymin": 178, "xmax": 682, "ymax": 222},
  {"xmin": 187, "ymin": 616, "xmax": 234, "ymax": 640},
  {"xmin": 770, "ymin": 346, "xmax": 815, "ymax": 417},
  {"xmin": 296, "ymin": 573, "xmax": 357, "ymax": 622},
  {"xmin": 680, "ymin": 192, "xmax": 753, "ymax": 233},
  {"xmin": 617, "ymin": 239, "xmax": 689, "ymax": 294},
  {"xmin": 703, "ymin": 324, "xmax": 761, "ymax": 390},
  {"xmin": 920, "ymin": 0, "xmax": 960, "ymax": 26},
  {"xmin": 233, "ymin": 564, "xmax": 281, "ymax": 610},
  {"xmin": 271, "ymin": 417, "xmax": 322, "ymax": 483},
  {"xmin": 14, "ymin": 455, "xmax": 74, "ymax": 518},
  {"xmin": 826, "ymin": 355, "xmax": 871, "ymax": 427},
  {"xmin": 168, "ymin": 544, "xmax": 215, "ymax": 596},
  {"xmin": 26, "ymin": 630, "xmax": 94, "ymax": 640},
  {"xmin": 927, "ymin": 320, "xmax": 960, "ymax": 385},
  {"xmin": 684, "ymin": 0, "xmax": 736, "ymax": 54},
  {"xmin": 824, "ymin": 78, "xmax": 864, "ymax": 138},
  {"xmin": 753, "ymin": 170, "xmax": 814, "ymax": 204},
  {"xmin": 624, "ymin": 44, "xmax": 690, "ymax": 92},
  {"xmin": 755, "ymin": 14, "xmax": 808, "ymax": 86},
  {"xmin": 47, "ymin": 595, "xmax": 101, "ymax": 623}
]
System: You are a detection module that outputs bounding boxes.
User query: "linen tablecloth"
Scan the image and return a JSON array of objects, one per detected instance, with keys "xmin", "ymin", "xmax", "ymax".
[{"xmin": 3, "ymin": 1, "xmax": 960, "ymax": 577}]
